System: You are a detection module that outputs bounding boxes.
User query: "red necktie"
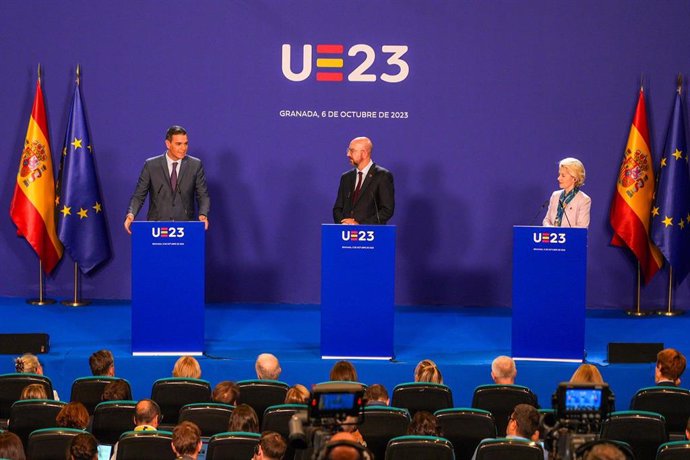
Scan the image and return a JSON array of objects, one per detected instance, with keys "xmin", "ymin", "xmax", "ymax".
[
  {"xmin": 352, "ymin": 171, "xmax": 363, "ymax": 204},
  {"xmin": 171, "ymin": 162, "xmax": 178, "ymax": 192}
]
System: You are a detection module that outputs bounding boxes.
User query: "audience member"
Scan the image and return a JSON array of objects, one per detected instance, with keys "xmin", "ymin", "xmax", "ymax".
[
  {"xmin": 228, "ymin": 403, "xmax": 259, "ymax": 432},
  {"xmin": 212, "ymin": 381, "xmax": 240, "ymax": 405},
  {"xmin": 330, "ymin": 360, "xmax": 358, "ymax": 382},
  {"xmin": 364, "ymin": 384, "xmax": 389, "ymax": 406},
  {"xmin": 172, "ymin": 356, "xmax": 202, "ymax": 379},
  {"xmin": 570, "ymin": 364, "xmax": 604, "ymax": 384},
  {"xmin": 0, "ymin": 432, "xmax": 26, "ymax": 460},
  {"xmin": 414, "ymin": 359, "xmax": 443, "ymax": 384},
  {"xmin": 324, "ymin": 432, "xmax": 370, "ymax": 460},
  {"xmin": 285, "ymin": 384, "xmax": 310, "ymax": 404},
  {"xmin": 69, "ymin": 433, "xmax": 98, "ymax": 460},
  {"xmin": 252, "ymin": 431, "xmax": 287, "ymax": 460},
  {"xmin": 507, "ymin": 404, "xmax": 540, "ymax": 441},
  {"xmin": 255, "ymin": 353, "xmax": 282, "ymax": 380},
  {"xmin": 584, "ymin": 443, "xmax": 626, "ymax": 460},
  {"xmin": 89, "ymin": 349, "xmax": 115, "ymax": 376},
  {"xmin": 110, "ymin": 399, "xmax": 161, "ymax": 460},
  {"xmin": 407, "ymin": 410, "xmax": 442, "ymax": 436},
  {"xmin": 491, "ymin": 356, "xmax": 517, "ymax": 384},
  {"xmin": 656, "ymin": 348, "xmax": 686, "ymax": 386},
  {"xmin": 14, "ymin": 353, "xmax": 42, "ymax": 374},
  {"xmin": 172, "ymin": 421, "xmax": 203, "ymax": 459},
  {"xmin": 20, "ymin": 383, "xmax": 48, "ymax": 400},
  {"xmin": 56, "ymin": 402, "xmax": 89, "ymax": 429},
  {"xmin": 101, "ymin": 379, "xmax": 130, "ymax": 401}
]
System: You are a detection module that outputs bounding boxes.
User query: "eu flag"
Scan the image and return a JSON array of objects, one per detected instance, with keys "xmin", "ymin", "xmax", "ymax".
[
  {"xmin": 651, "ymin": 89, "xmax": 690, "ymax": 283},
  {"xmin": 56, "ymin": 80, "xmax": 111, "ymax": 273}
]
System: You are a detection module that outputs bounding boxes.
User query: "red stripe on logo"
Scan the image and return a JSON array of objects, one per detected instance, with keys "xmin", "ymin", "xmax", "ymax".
[
  {"xmin": 316, "ymin": 72, "xmax": 343, "ymax": 82},
  {"xmin": 317, "ymin": 44, "xmax": 344, "ymax": 54}
]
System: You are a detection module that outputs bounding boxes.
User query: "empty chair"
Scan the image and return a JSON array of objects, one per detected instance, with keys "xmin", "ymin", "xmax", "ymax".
[
  {"xmin": 391, "ymin": 382, "xmax": 453, "ymax": 416},
  {"xmin": 474, "ymin": 437, "xmax": 544, "ymax": 460},
  {"xmin": 435, "ymin": 408, "xmax": 497, "ymax": 460},
  {"xmin": 630, "ymin": 386, "xmax": 690, "ymax": 436},
  {"xmin": 471, "ymin": 384, "xmax": 538, "ymax": 436},
  {"xmin": 601, "ymin": 410, "xmax": 668, "ymax": 460},
  {"xmin": 151, "ymin": 377, "xmax": 211, "ymax": 425},
  {"xmin": 206, "ymin": 431, "xmax": 261, "ymax": 460},
  {"xmin": 8, "ymin": 399, "xmax": 66, "ymax": 448},
  {"xmin": 179, "ymin": 402, "xmax": 235, "ymax": 437},
  {"xmin": 26, "ymin": 427, "xmax": 87, "ymax": 460},
  {"xmin": 359, "ymin": 406, "xmax": 410, "ymax": 460},
  {"xmin": 262, "ymin": 404, "xmax": 308, "ymax": 438},
  {"xmin": 656, "ymin": 440, "xmax": 690, "ymax": 460},
  {"xmin": 115, "ymin": 430, "xmax": 175, "ymax": 460},
  {"xmin": 70, "ymin": 376, "xmax": 132, "ymax": 414},
  {"xmin": 236, "ymin": 379, "xmax": 289, "ymax": 425},
  {"xmin": 385, "ymin": 435, "xmax": 455, "ymax": 460},
  {"xmin": 91, "ymin": 400, "xmax": 137, "ymax": 445},
  {"xmin": 0, "ymin": 373, "xmax": 54, "ymax": 419},
  {"xmin": 574, "ymin": 439, "xmax": 635, "ymax": 460}
]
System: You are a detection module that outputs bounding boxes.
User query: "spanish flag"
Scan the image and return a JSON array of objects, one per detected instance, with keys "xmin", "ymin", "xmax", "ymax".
[
  {"xmin": 9, "ymin": 79, "xmax": 63, "ymax": 273},
  {"xmin": 609, "ymin": 89, "xmax": 663, "ymax": 284}
]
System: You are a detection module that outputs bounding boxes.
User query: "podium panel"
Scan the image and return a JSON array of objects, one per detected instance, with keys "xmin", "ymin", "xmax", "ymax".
[
  {"xmin": 131, "ymin": 221, "xmax": 205, "ymax": 355},
  {"xmin": 321, "ymin": 224, "xmax": 396, "ymax": 359},
  {"xmin": 512, "ymin": 226, "xmax": 587, "ymax": 361}
]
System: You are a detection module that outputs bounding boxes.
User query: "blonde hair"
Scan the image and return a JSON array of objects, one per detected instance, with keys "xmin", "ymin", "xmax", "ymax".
[
  {"xmin": 559, "ymin": 157, "xmax": 586, "ymax": 187},
  {"xmin": 285, "ymin": 384, "xmax": 310, "ymax": 404},
  {"xmin": 570, "ymin": 364, "xmax": 604, "ymax": 384},
  {"xmin": 414, "ymin": 359, "xmax": 443, "ymax": 384},
  {"xmin": 172, "ymin": 356, "xmax": 201, "ymax": 379},
  {"xmin": 15, "ymin": 354, "xmax": 41, "ymax": 374},
  {"xmin": 20, "ymin": 384, "xmax": 48, "ymax": 400}
]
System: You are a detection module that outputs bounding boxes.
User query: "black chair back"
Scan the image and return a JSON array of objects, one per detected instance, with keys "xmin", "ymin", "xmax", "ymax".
[
  {"xmin": 236, "ymin": 379, "xmax": 289, "ymax": 425},
  {"xmin": 151, "ymin": 377, "xmax": 211, "ymax": 424},
  {"xmin": 359, "ymin": 406, "xmax": 410, "ymax": 460},
  {"xmin": 656, "ymin": 440, "xmax": 690, "ymax": 460},
  {"xmin": 474, "ymin": 438, "xmax": 544, "ymax": 460},
  {"xmin": 91, "ymin": 400, "xmax": 137, "ymax": 445},
  {"xmin": 601, "ymin": 410, "xmax": 668, "ymax": 460},
  {"xmin": 179, "ymin": 402, "xmax": 235, "ymax": 437},
  {"xmin": 435, "ymin": 407, "xmax": 497, "ymax": 460},
  {"xmin": 471, "ymin": 384, "xmax": 538, "ymax": 436},
  {"xmin": 206, "ymin": 431, "xmax": 261, "ymax": 460},
  {"xmin": 391, "ymin": 383, "xmax": 453, "ymax": 416},
  {"xmin": 70, "ymin": 376, "xmax": 132, "ymax": 414},
  {"xmin": 385, "ymin": 435, "xmax": 455, "ymax": 460},
  {"xmin": 0, "ymin": 373, "xmax": 54, "ymax": 419},
  {"xmin": 630, "ymin": 386, "xmax": 690, "ymax": 435},
  {"xmin": 262, "ymin": 404, "xmax": 307, "ymax": 438},
  {"xmin": 26, "ymin": 427, "xmax": 87, "ymax": 460},
  {"xmin": 115, "ymin": 430, "xmax": 175, "ymax": 460},
  {"xmin": 8, "ymin": 399, "xmax": 66, "ymax": 448}
]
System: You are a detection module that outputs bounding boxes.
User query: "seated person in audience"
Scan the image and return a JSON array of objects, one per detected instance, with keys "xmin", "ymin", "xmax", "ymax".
[
  {"xmin": 172, "ymin": 356, "xmax": 202, "ymax": 379},
  {"xmin": 330, "ymin": 360, "xmax": 358, "ymax": 382},
  {"xmin": 285, "ymin": 384, "xmax": 310, "ymax": 404},
  {"xmin": 172, "ymin": 421, "xmax": 203, "ymax": 460},
  {"xmin": 472, "ymin": 404, "xmax": 543, "ymax": 460},
  {"xmin": 687, "ymin": 415, "xmax": 690, "ymax": 440},
  {"xmin": 110, "ymin": 399, "xmax": 162, "ymax": 460},
  {"xmin": 0, "ymin": 431, "xmax": 26, "ymax": 460},
  {"xmin": 363, "ymin": 384, "xmax": 389, "ymax": 406},
  {"xmin": 584, "ymin": 442, "xmax": 626, "ymax": 460},
  {"xmin": 255, "ymin": 353, "xmax": 282, "ymax": 380},
  {"xmin": 212, "ymin": 381, "xmax": 240, "ymax": 404},
  {"xmin": 414, "ymin": 359, "xmax": 443, "ymax": 384},
  {"xmin": 20, "ymin": 383, "xmax": 48, "ymax": 400},
  {"xmin": 228, "ymin": 403, "xmax": 259, "ymax": 432},
  {"xmin": 57, "ymin": 402, "xmax": 90, "ymax": 429},
  {"xmin": 324, "ymin": 432, "xmax": 371, "ymax": 460},
  {"xmin": 570, "ymin": 364, "xmax": 604, "ymax": 384},
  {"xmin": 252, "ymin": 431, "xmax": 287, "ymax": 460},
  {"xmin": 656, "ymin": 348, "xmax": 686, "ymax": 386},
  {"xmin": 69, "ymin": 433, "xmax": 98, "ymax": 460},
  {"xmin": 407, "ymin": 410, "xmax": 442, "ymax": 436},
  {"xmin": 101, "ymin": 379, "xmax": 130, "ymax": 401},
  {"xmin": 89, "ymin": 349, "xmax": 115, "ymax": 376},
  {"xmin": 491, "ymin": 356, "xmax": 517, "ymax": 384},
  {"xmin": 15, "ymin": 353, "xmax": 59, "ymax": 400}
]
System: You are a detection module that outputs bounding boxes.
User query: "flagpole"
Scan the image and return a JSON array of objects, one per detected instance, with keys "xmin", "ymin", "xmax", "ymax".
[
  {"xmin": 626, "ymin": 263, "xmax": 650, "ymax": 316},
  {"xmin": 61, "ymin": 262, "xmax": 89, "ymax": 307},
  {"xmin": 27, "ymin": 261, "xmax": 56, "ymax": 306},
  {"xmin": 657, "ymin": 267, "xmax": 684, "ymax": 316}
]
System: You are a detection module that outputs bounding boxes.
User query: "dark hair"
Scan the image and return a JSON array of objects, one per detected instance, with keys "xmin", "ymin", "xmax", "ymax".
[
  {"xmin": 213, "ymin": 381, "xmax": 240, "ymax": 405},
  {"xmin": 102, "ymin": 380, "xmax": 129, "ymax": 401},
  {"xmin": 166, "ymin": 125, "xmax": 187, "ymax": 141},
  {"xmin": 134, "ymin": 399, "xmax": 161, "ymax": 425},
  {"xmin": 258, "ymin": 431, "xmax": 287, "ymax": 459},
  {"xmin": 172, "ymin": 421, "xmax": 201, "ymax": 456},
  {"xmin": 70, "ymin": 433, "xmax": 98, "ymax": 460},
  {"xmin": 407, "ymin": 411, "xmax": 441, "ymax": 436},
  {"xmin": 364, "ymin": 384, "xmax": 389, "ymax": 404},
  {"xmin": 89, "ymin": 349, "xmax": 114, "ymax": 376},
  {"xmin": 0, "ymin": 431, "xmax": 26, "ymax": 460},
  {"xmin": 512, "ymin": 404, "xmax": 539, "ymax": 439},
  {"xmin": 228, "ymin": 404, "xmax": 259, "ymax": 433},
  {"xmin": 56, "ymin": 402, "xmax": 89, "ymax": 429},
  {"xmin": 329, "ymin": 360, "xmax": 358, "ymax": 382}
]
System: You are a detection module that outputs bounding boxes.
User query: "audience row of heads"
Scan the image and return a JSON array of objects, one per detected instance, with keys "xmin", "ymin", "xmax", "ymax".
[{"xmin": 0, "ymin": 431, "xmax": 100, "ymax": 460}]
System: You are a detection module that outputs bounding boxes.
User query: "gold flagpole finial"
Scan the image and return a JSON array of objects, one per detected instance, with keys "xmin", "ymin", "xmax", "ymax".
[
  {"xmin": 37, "ymin": 63, "xmax": 41, "ymax": 84},
  {"xmin": 677, "ymin": 73, "xmax": 682, "ymax": 95},
  {"xmin": 76, "ymin": 64, "xmax": 80, "ymax": 85}
]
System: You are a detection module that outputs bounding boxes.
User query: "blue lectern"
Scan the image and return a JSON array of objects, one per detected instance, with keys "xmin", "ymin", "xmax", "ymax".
[
  {"xmin": 321, "ymin": 224, "xmax": 396, "ymax": 359},
  {"xmin": 131, "ymin": 221, "xmax": 205, "ymax": 355},
  {"xmin": 512, "ymin": 226, "xmax": 587, "ymax": 361}
]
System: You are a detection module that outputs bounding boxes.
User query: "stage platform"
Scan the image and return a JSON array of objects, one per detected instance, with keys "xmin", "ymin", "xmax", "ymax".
[{"xmin": 0, "ymin": 297, "xmax": 688, "ymax": 411}]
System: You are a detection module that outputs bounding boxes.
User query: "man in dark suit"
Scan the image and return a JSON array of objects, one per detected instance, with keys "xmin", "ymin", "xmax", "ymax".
[
  {"xmin": 124, "ymin": 125, "xmax": 210, "ymax": 233},
  {"xmin": 333, "ymin": 137, "xmax": 394, "ymax": 224}
]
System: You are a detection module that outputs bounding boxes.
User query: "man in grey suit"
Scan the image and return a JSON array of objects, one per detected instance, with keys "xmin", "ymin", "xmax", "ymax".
[{"xmin": 124, "ymin": 125, "xmax": 210, "ymax": 233}]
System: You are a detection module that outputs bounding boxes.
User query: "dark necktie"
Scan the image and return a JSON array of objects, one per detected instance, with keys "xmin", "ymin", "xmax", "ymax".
[
  {"xmin": 171, "ymin": 162, "xmax": 178, "ymax": 192},
  {"xmin": 352, "ymin": 171, "xmax": 363, "ymax": 204}
]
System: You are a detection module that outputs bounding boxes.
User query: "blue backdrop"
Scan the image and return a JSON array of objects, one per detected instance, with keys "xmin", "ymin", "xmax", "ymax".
[{"xmin": 1, "ymin": 0, "xmax": 689, "ymax": 308}]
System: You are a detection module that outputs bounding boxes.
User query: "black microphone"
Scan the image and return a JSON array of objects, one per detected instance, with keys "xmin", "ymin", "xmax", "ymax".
[
  {"xmin": 371, "ymin": 192, "xmax": 380, "ymax": 224},
  {"xmin": 559, "ymin": 199, "xmax": 573, "ymax": 227},
  {"xmin": 531, "ymin": 199, "xmax": 549, "ymax": 225}
]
